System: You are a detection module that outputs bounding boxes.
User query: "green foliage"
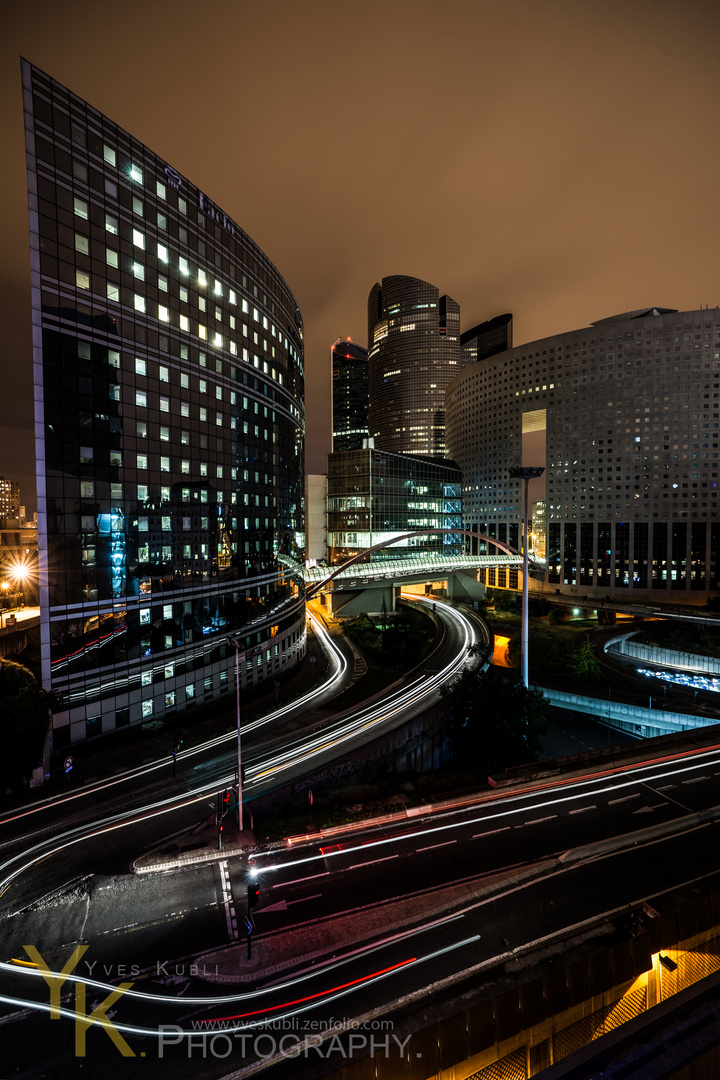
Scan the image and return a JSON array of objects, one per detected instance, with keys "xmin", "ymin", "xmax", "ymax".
[
  {"xmin": 486, "ymin": 589, "xmax": 520, "ymax": 613},
  {"xmin": 0, "ymin": 659, "xmax": 52, "ymax": 791},
  {"xmin": 569, "ymin": 635, "xmax": 601, "ymax": 680},
  {"xmin": 442, "ymin": 668, "xmax": 552, "ymax": 772},
  {"xmin": 343, "ymin": 607, "xmax": 435, "ymax": 667}
]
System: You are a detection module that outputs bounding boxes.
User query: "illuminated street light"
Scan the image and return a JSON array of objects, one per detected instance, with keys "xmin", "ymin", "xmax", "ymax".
[{"xmin": 508, "ymin": 467, "xmax": 545, "ymax": 689}]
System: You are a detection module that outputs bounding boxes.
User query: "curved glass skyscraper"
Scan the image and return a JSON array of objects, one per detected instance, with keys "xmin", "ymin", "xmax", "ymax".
[
  {"xmin": 22, "ymin": 60, "xmax": 306, "ymax": 745},
  {"xmin": 367, "ymin": 275, "xmax": 460, "ymax": 456}
]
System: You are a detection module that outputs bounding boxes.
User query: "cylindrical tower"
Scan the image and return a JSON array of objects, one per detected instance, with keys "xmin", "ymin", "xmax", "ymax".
[{"xmin": 368, "ymin": 275, "xmax": 460, "ymax": 456}]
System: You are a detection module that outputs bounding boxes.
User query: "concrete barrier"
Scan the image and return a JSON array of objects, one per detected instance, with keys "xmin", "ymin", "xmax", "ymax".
[
  {"xmin": 537, "ymin": 685, "xmax": 717, "ymax": 739},
  {"xmin": 605, "ymin": 633, "xmax": 720, "ymax": 677}
]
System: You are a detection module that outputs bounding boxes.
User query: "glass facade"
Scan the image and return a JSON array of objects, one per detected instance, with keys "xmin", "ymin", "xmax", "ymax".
[
  {"xmin": 460, "ymin": 313, "xmax": 513, "ymax": 366},
  {"xmin": 447, "ymin": 306, "xmax": 720, "ymax": 602},
  {"xmin": 368, "ymin": 276, "xmax": 460, "ymax": 456},
  {"xmin": 326, "ymin": 449, "xmax": 462, "ymax": 564},
  {"xmin": 331, "ymin": 338, "xmax": 369, "ymax": 451},
  {"xmin": 23, "ymin": 60, "xmax": 306, "ymax": 745}
]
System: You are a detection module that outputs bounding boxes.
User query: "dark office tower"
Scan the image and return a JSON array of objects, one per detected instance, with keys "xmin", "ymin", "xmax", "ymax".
[
  {"xmin": 461, "ymin": 313, "xmax": 513, "ymax": 366},
  {"xmin": 367, "ymin": 276, "xmax": 460, "ymax": 456},
  {"xmin": 22, "ymin": 60, "xmax": 306, "ymax": 745},
  {"xmin": 331, "ymin": 338, "xmax": 369, "ymax": 451}
]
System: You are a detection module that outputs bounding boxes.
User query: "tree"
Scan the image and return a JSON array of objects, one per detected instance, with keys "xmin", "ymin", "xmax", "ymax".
[
  {"xmin": 0, "ymin": 659, "xmax": 52, "ymax": 792},
  {"xmin": 442, "ymin": 667, "xmax": 551, "ymax": 772},
  {"xmin": 569, "ymin": 635, "xmax": 601, "ymax": 680}
]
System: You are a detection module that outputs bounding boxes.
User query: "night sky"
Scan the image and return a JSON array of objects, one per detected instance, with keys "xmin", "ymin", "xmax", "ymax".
[{"xmin": 3, "ymin": 0, "xmax": 719, "ymax": 514}]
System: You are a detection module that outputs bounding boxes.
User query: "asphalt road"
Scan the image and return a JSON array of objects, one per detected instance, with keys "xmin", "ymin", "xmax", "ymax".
[{"xmin": 2, "ymin": 739, "xmax": 720, "ymax": 1078}]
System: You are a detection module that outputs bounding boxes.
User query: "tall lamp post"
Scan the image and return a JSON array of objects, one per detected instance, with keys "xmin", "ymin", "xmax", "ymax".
[
  {"xmin": 225, "ymin": 637, "xmax": 244, "ymax": 833},
  {"xmin": 508, "ymin": 467, "xmax": 545, "ymax": 688}
]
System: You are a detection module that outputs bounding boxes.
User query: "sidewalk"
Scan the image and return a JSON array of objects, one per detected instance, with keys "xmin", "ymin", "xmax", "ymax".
[{"xmin": 196, "ymin": 859, "xmax": 555, "ymax": 984}]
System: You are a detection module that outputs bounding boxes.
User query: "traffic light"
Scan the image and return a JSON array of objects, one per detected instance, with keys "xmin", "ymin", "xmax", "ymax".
[
  {"xmin": 247, "ymin": 878, "xmax": 260, "ymax": 909},
  {"xmin": 173, "ymin": 730, "xmax": 184, "ymax": 751}
]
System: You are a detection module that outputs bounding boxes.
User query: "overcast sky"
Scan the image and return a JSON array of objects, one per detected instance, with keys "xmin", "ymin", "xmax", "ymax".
[{"xmin": 3, "ymin": 0, "xmax": 719, "ymax": 513}]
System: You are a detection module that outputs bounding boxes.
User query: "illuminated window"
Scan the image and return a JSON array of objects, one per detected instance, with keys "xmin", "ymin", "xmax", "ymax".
[
  {"xmin": 199, "ymin": 325, "xmax": 207, "ymax": 340},
  {"xmin": 133, "ymin": 196, "xmax": 143, "ymax": 215},
  {"xmin": 157, "ymin": 243, "xmax": 168, "ymax": 262},
  {"xmin": 159, "ymin": 366, "xmax": 169, "ymax": 382},
  {"xmin": 132, "ymin": 263, "xmax": 145, "ymax": 281},
  {"xmin": 179, "ymin": 257, "xmax": 189, "ymax": 276},
  {"xmin": 105, "ymin": 213, "xmax": 118, "ymax": 235},
  {"xmin": 214, "ymin": 279, "xmax": 222, "ymax": 296},
  {"xmin": 160, "ymin": 397, "xmax": 170, "ymax": 412},
  {"xmin": 229, "ymin": 289, "xmax": 236, "ymax": 305},
  {"xmin": 103, "ymin": 145, "xmax": 116, "ymax": 165},
  {"xmin": 160, "ymin": 427, "xmax": 169, "ymax": 441},
  {"xmin": 129, "ymin": 164, "xmax": 143, "ymax": 183},
  {"xmin": 181, "ymin": 460, "xmax": 190, "ymax": 474},
  {"xmin": 157, "ymin": 212, "xmax": 167, "ymax": 230},
  {"xmin": 178, "ymin": 197, "xmax": 187, "ymax": 215},
  {"xmin": 137, "ymin": 454, "xmax": 148, "ymax": 469},
  {"xmin": 75, "ymin": 234, "xmax": 89, "ymax": 254},
  {"xmin": 180, "ymin": 315, "xmax": 189, "ymax": 331},
  {"xmin": 75, "ymin": 270, "xmax": 89, "ymax": 289},
  {"xmin": 134, "ymin": 295, "xmax": 146, "ymax": 313},
  {"xmin": 106, "ymin": 283, "xmax": 119, "ymax": 302},
  {"xmin": 180, "ymin": 373, "xmax": 189, "ymax": 388},
  {"xmin": 105, "ymin": 248, "xmax": 118, "ymax": 268},
  {"xmin": 133, "ymin": 229, "xmax": 145, "ymax": 250},
  {"xmin": 198, "ymin": 269, "xmax": 207, "ymax": 287},
  {"xmin": 181, "ymin": 402, "xmax": 190, "ymax": 417},
  {"xmin": 214, "ymin": 333, "xmax": 222, "ymax": 347},
  {"xmin": 160, "ymin": 457, "xmax": 170, "ymax": 472},
  {"xmin": 73, "ymin": 196, "xmax": 88, "ymax": 220},
  {"xmin": 158, "ymin": 305, "xmax": 169, "ymax": 322}
]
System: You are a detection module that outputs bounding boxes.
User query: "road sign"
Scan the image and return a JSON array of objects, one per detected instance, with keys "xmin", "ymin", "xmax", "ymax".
[{"xmin": 64, "ymin": 756, "xmax": 73, "ymax": 773}]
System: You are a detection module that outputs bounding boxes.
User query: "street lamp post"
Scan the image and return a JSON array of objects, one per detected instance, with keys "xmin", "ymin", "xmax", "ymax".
[
  {"xmin": 508, "ymin": 467, "xmax": 545, "ymax": 689},
  {"xmin": 225, "ymin": 637, "xmax": 244, "ymax": 833}
]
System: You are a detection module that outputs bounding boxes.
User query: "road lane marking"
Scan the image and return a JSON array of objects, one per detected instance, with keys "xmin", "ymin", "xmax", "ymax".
[
  {"xmin": 682, "ymin": 777, "xmax": 709, "ymax": 784},
  {"xmin": 655, "ymin": 784, "xmax": 675, "ymax": 791},
  {"xmin": 358, "ymin": 851, "xmax": 403, "ymax": 868},
  {"xmin": 472, "ymin": 827, "xmax": 511, "ymax": 839},
  {"xmin": 417, "ymin": 841, "xmax": 456, "ymax": 852},
  {"xmin": 520, "ymin": 816, "xmax": 557, "ymax": 826},
  {"xmin": 288, "ymin": 893, "xmax": 323, "ymax": 906},
  {"xmin": 219, "ymin": 859, "xmax": 237, "ymax": 941},
  {"xmin": 608, "ymin": 795, "xmax": 640, "ymax": 805},
  {"xmin": 272, "ymin": 871, "xmax": 330, "ymax": 889},
  {"xmin": 569, "ymin": 806, "xmax": 596, "ymax": 814}
]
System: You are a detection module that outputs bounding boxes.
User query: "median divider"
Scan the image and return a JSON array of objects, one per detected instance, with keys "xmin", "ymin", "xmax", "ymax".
[{"xmin": 559, "ymin": 803, "xmax": 720, "ymax": 865}]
